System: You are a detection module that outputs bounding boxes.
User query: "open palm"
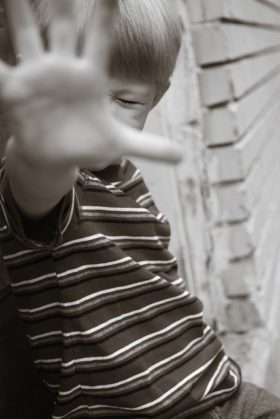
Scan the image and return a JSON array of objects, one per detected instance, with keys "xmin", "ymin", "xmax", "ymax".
[{"xmin": 1, "ymin": 0, "xmax": 181, "ymax": 170}]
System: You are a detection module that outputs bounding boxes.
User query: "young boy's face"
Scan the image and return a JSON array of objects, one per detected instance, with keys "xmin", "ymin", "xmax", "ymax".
[{"xmin": 108, "ymin": 76, "xmax": 165, "ymax": 130}]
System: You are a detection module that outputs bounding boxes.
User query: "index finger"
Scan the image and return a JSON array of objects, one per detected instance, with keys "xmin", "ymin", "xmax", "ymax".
[{"xmin": 4, "ymin": 0, "xmax": 43, "ymax": 61}]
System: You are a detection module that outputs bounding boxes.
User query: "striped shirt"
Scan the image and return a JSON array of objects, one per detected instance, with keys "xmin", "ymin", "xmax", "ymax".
[{"xmin": 0, "ymin": 159, "xmax": 241, "ymax": 418}]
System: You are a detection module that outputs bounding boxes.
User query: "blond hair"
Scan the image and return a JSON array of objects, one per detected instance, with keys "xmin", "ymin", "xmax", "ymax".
[{"xmin": 33, "ymin": 0, "xmax": 182, "ymax": 83}]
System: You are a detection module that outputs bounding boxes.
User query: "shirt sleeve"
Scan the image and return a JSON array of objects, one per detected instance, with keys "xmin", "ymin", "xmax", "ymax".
[{"xmin": 0, "ymin": 163, "xmax": 75, "ymax": 248}]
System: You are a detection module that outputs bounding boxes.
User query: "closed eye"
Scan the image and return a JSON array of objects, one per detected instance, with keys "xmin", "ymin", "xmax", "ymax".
[{"xmin": 117, "ymin": 98, "xmax": 141, "ymax": 105}]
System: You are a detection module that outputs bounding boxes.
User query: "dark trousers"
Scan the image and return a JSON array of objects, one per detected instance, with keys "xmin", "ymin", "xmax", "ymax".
[
  {"xmin": 198, "ymin": 382, "xmax": 280, "ymax": 419},
  {"xmin": 0, "ymin": 289, "xmax": 54, "ymax": 419}
]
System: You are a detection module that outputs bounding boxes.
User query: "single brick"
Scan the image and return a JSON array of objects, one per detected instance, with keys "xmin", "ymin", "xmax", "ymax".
[
  {"xmin": 213, "ymin": 221, "xmax": 256, "ymax": 261},
  {"xmin": 207, "ymin": 145, "xmax": 244, "ymax": 183},
  {"xmin": 211, "ymin": 183, "xmax": 250, "ymax": 223},
  {"xmin": 222, "ymin": 258, "xmax": 256, "ymax": 298},
  {"xmin": 192, "ymin": 24, "xmax": 228, "ymax": 65},
  {"xmin": 198, "ymin": 67, "xmax": 232, "ymax": 106},
  {"xmin": 192, "ymin": 23, "xmax": 280, "ymax": 66},
  {"xmin": 225, "ymin": 299, "xmax": 263, "ymax": 333},
  {"xmin": 203, "ymin": 107, "xmax": 236, "ymax": 145}
]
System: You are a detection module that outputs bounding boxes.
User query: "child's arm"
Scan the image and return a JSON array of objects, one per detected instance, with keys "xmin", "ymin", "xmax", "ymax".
[{"xmin": 2, "ymin": 0, "xmax": 181, "ymax": 218}]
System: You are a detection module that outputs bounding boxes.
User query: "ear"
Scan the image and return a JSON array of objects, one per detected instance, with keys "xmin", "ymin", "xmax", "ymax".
[{"xmin": 151, "ymin": 80, "xmax": 171, "ymax": 109}]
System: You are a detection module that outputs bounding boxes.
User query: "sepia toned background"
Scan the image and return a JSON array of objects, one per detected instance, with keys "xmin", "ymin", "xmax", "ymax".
[{"xmin": 0, "ymin": 0, "xmax": 280, "ymax": 397}]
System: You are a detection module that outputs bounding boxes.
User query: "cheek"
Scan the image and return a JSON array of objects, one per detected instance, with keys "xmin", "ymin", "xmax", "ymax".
[{"xmin": 109, "ymin": 102, "xmax": 150, "ymax": 130}]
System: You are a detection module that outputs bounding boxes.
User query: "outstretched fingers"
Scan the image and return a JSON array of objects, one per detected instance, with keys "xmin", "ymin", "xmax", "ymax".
[
  {"xmin": 4, "ymin": 0, "xmax": 43, "ymax": 61},
  {"xmin": 115, "ymin": 121, "xmax": 183, "ymax": 164},
  {"xmin": 49, "ymin": 0, "xmax": 76, "ymax": 56}
]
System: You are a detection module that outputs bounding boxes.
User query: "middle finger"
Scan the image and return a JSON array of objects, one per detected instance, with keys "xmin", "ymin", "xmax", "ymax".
[
  {"xmin": 49, "ymin": 0, "xmax": 76, "ymax": 56},
  {"xmin": 83, "ymin": 0, "xmax": 116, "ymax": 70}
]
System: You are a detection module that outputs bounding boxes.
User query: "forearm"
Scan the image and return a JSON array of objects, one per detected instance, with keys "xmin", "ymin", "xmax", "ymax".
[{"xmin": 5, "ymin": 137, "xmax": 78, "ymax": 218}]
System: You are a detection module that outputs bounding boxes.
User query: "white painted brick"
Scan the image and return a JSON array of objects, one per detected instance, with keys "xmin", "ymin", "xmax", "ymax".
[
  {"xmin": 204, "ymin": 72, "xmax": 280, "ymax": 145},
  {"xmin": 212, "ymin": 130, "xmax": 280, "ymax": 223},
  {"xmin": 222, "ymin": 271, "xmax": 251, "ymax": 298},
  {"xmin": 226, "ymin": 220, "xmax": 255, "ymax": 260},
  {"xmin": 203, "ymin": 107, "xmax": 236, "ymax": 145},
  {"xmin": 207, "ymin": 98, "xmax": 280, "ymax": 182},
  {"xmin": 222, "ymin": 258, "xmax": 256, "ymax": 298},
  {"xmin": 213, "ymin": 220, "xmax": 255, "ymax": 261},
  {"xmin": 212, "ymin": 163, "xmax": 280, "ymax": 262},
  {"xmin": 212, "ymin": 183, "xmax": 250, "ymax": 223},
  {"xmin": 199, "ymin": 51, "xmax": 280, "ymax": 107},
  {"xmin": 226, "ymin": 25, "xmax": 280, "ymax": 61},
  {"xmin": 207, "ymin": 144, "xmax": 244, "ymax": 183},
  {"xmin": 192, "ymin": 23, "xmax": 280, "ymax": 65},
  {"xmin": 192, "ymin": 24, "xmax": 227, "ymax": 65},
  {"xmin": 217, "ymin": 188, "xmax": 280, "ymax": 304},
  {"xmin": 198, "ymin": 67, "xmax": 232, "ymax": 106},
  {"xmin": 229, "ymin": 51, "xmax": 280, "ymax": 99},
  {"xmin": 225, "ymin": 300, "xmax": 263, "ymax": 333}
]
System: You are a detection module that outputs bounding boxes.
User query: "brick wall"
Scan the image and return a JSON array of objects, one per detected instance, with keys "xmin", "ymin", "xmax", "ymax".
[{"xmin": 188, "ymin": 0, "xmax": 280, "ymax": 394}]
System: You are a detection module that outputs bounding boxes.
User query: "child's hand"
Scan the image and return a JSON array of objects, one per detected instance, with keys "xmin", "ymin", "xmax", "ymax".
[{"xmin": 1, "ymin": 0, "xmax": 182, "ymax": 170}]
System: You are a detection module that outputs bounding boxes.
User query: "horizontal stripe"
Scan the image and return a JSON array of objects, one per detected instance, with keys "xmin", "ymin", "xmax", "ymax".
[
  {"xmin": 58, "ymin": 326, "xmax": 213, "ymax": 398},
  {"xmin": 57, "ymin": 257, "xmax": 132, "ymax": 279},
  {"xmin": 56, "ymin": 234, "xmax": 105, "ymax": 250},
  {"xmin": 12, "ymin": 256, "xmax": 132, "ymax": 289},
  {"xmin": 52, "ymin": 349, "xmax": 224, "ymax": 419},
  {"xmin": 19, "ymin": 275, "xmax": 164, "ymax": 315},
  {"xmin": 3, "ymin": 248, "xmax": 43, "ymax": 261},
  {"xmin": 33, "ymin": 312, "xmax": 203, "ymax": 367},
  {"xmin": 30, "ymin": 291, "xmax": 191, "ymax": 343},
  {"xmin": 81, "ymin": 206, "xmax": 150, "ymax": 213},
  {"xmin": 139, "ymin": 257, "xmax": 177, "ymax": 266}
]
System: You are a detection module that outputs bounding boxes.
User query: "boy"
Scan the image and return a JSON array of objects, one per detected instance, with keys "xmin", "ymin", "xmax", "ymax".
[{"xmin": 0, "ymin": 0, "xmax": 279, "ymax": 418}]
